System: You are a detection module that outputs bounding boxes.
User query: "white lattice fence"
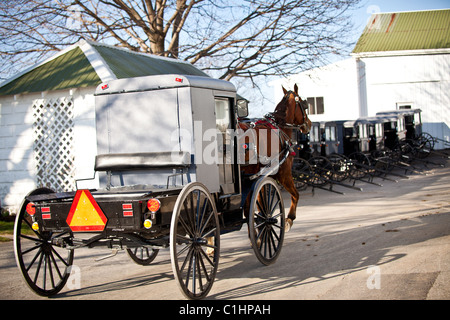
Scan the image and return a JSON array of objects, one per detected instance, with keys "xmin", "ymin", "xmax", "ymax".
[{"xmin": 32, "ymin": 97, "xmax": 76, "ymax": 192}]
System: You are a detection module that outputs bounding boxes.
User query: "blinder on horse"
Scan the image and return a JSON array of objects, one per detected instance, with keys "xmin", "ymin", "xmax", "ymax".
[{"xmin": 268, "ymin": 90, "xmax": 309, "ymax": 132}]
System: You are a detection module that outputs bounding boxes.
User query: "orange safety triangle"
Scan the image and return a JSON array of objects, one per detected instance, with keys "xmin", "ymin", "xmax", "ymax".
[{"xmin": 66, "ymin": 190, "xmax": 108, "ymax": 232}]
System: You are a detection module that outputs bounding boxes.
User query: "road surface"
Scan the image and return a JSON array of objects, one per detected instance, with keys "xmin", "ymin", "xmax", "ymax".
[{"xmin": 1, "ymin": 154, "xmax": 449, "ymax": 301}]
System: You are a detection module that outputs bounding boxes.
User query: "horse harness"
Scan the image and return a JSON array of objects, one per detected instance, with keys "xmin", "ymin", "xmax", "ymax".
[{"xmin": 267, "ymin": 90, "xmax": 309, "ymax": 132}]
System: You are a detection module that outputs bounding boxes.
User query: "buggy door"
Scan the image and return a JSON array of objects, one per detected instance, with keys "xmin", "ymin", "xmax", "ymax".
[{"xmin": 215, "ymin": 97, "xmax": 237, "ymax": 194}]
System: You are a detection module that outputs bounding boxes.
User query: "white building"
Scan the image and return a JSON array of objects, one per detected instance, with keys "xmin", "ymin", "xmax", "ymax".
[
  {"xmin": 273, "ymin": 9, "xmax": 450, "ymax": 149},
  {"xmin": 0, "ymin": 40, "xmax": 208, "ymax": 212}
]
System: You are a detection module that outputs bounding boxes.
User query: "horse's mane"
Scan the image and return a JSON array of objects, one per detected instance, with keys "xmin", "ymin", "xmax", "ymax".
[{"xmin": 271, "ymin": 93, "xmax": 290, "ymax": 125}]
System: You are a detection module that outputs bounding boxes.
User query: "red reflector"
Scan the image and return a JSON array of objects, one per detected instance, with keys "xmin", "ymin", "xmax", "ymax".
[
  {"xmin": 123, "ymin": 211, "xmax": 133, "ymax": 217},
  {"xmin": 175, "ymin": 77, "xmax": 183, "ymax": 83},
  {"xmin": 26, "ymin": 203, "xmax": 36, "ymax": 216},
  {"xmin": 41, "ymin": 207, "xmax": 51, "ymax": 219},
  {"xmin": 123, "ymin": 204, "xmax": 133, "ymax": 217},
  {"xmin": 147, "ymin": 199, "xmax": 161, "ymax": 213},
  {"xmin": 101, "ymin": 84, "xmax": 109, "ymax": 90}
]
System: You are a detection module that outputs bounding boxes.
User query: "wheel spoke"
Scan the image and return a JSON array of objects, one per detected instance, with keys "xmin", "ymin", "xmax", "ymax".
[
  {"xmin": 201, "ymin": 227, "xmax": 217, "ymax": 239},
  {"xmin": 20, "ymin": 233, "xmax": 43, "ymax": 243},
  {"xmin": 180, "ymin": 245, "xmax": 194, "ymax": 274},
  {"xmin": 26, "ymin": 247, "xmax": 42, "ymax": 272},
  {"xmin": 33, "ymin": 250, "xmax": 44, "ymax": 285},
  {"xmin": 22, "ymin": 243, "xmax": 42, "ymax": 256},
  {"xmin": 49, "ymin": 250, "xmax": 63, "ymax": 280},
  {"xmin": 178, "ymin": 208, "xmax": 195, "ymax": 238},
  {"xmin": 51, "ymin": 246, "xmax": 70, "ymax": 267},
  {"xmin": 47, "ymin": 254, "xmax": 56, "ymax": 289},
  {"xmin": 199, "ymin": 246, "xmax": 215, "ymax": 268}
]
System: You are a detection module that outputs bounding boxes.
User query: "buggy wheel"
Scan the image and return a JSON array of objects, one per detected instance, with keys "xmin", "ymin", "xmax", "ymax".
[
  {"xmin": 348, "ymin": 152, "xmax": 371, "ymax": 179},
  {"xmin": 170, "ymin": 182, "xmax": 220, "ymax": 300},
  {"xmin": 416, "ymin": 133, "xmax": 434, "ymax": 158},
  {"xmin": 249, "ymin": 177, "xmax": 285, "ymax": 265},
  {"xmin": 292, "ymin": 158, "xmax": 312, "ymax": 190},
  {"xmin": 328, "ymin": 154, "xmax": 350, "ymax": 182},
  {"xmin": 14, "ymin": 188, "xmax": 74, "ymax": 297},
  {"xmin": 127, "ymin": 247, "xmax": 159, "ymax": 265},
  {"xmin": 308, "ymin": 156, "xmax": 333, "ymax": 186},
  {"xmin": 419, "ymin": 132, "xmax": 435, "ymax": 150}
]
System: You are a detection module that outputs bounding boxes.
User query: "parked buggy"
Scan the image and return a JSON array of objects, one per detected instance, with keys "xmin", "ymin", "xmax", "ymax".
[
  {"xmin": 292, "ymin": 121, "xmax": 363, "ymax": 194},
  {"xmin": 14, "ymin": 75, "xmax": 287, "ymax": 300},
  {"xmin": 376, "ymin": 109, "xmax": 434, "ymax": 159}
]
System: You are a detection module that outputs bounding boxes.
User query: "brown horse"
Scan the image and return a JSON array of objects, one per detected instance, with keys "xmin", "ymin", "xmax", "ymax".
[{"xmin": 239, "ymin": 84, "xmax": 311, "ymax": 231}]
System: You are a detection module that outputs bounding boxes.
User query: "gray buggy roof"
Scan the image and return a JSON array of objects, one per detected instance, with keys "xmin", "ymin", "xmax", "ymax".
[{"xmin": 95, "ymin": 74, "xmax": 236, "ymax": 96}]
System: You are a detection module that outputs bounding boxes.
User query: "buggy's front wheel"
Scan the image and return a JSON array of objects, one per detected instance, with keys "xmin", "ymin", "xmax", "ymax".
[{"xmin": 170, "ymin": 182, "xmax": 220, "ymax": 300}]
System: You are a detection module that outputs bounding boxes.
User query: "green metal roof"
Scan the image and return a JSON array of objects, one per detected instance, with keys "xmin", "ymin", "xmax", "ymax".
[
  {"xmin": 0, "ymin": 47, "xmax": 101, "ymax": 96},
  {"xmin": 0, "ymin": 41, "xmax": 209, "ymax": 96},
  {"xmin": 353, "ymin": 9, "xmax": 450, "ymax": 54}
]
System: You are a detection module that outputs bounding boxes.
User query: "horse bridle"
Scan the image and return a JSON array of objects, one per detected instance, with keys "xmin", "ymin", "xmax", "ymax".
[{"xmin": 267, "ymin": 91, "xmax": 310, "ymax": 131}]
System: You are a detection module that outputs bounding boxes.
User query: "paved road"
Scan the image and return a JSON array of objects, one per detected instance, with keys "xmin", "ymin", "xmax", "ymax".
[{"xmin": 1, "ymin": 154, "xmax": 449, "ymax": 301}]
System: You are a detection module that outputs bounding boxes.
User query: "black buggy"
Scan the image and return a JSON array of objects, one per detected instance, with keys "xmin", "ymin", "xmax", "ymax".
[{"xmin": 14, "ymin": 75, "xmax": 286, "ymax": 300}]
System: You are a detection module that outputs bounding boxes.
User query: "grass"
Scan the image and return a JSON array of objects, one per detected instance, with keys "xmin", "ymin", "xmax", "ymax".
[{"xmin": 0, "ymin": 221, "xmax": 14, "ymax": 242}]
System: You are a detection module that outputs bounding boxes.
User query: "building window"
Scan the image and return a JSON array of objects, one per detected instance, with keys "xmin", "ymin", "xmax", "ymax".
[
  {"xmin": 396, "ymin": 102, "xmax": 413, "ymax": 110},
  {"xmin": 306, "ymin": 97, "xmax": 324, "ymax": 115}
]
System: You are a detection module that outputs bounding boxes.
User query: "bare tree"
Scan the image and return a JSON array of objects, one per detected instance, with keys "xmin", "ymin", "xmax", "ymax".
[{"xmin": 0, "ymin": 0, "xmax": 361, "ymax": 83}]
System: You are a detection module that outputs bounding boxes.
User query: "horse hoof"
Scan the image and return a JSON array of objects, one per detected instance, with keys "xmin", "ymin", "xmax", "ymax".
[
  {"xmin": 206, "ymin": 247, "xmax": 215, "ymax": 258},
  {"xmin": 285, "ymin": 218, "xmax": 293, "ymax": 232}
]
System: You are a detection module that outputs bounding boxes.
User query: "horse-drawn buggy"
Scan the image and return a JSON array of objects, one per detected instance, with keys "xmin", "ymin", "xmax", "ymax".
[{"xmin": 14, "ymin": 75, "xmax": 311, "ymax": 299}]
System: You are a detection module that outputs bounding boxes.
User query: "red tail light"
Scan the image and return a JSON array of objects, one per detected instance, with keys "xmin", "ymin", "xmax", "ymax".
[
  {"xmin": 147, "ymin": 199, "xmax": 161, "ymax": 213},
  {"xmin": 26, "ymin": 202, "xmax": 36, "ymax": 216}
]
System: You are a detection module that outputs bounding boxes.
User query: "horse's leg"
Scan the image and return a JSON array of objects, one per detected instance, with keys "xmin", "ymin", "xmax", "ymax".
[
  {"xmin": 283, "ymin": 175, "xmax": 299, "ymax": 232},
  {"xmin": 276, "ymin": 159, "xmax": 299, "ymax": 232}
]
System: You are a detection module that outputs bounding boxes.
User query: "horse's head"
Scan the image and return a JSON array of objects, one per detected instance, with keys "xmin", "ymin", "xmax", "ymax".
[{"xmin": 273, "ymin": 84, "xmax": 311, "ymax": 134}]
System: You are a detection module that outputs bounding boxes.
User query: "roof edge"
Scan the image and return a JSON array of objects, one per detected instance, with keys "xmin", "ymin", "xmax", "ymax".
[
  {"xmin": 79, "ymin": 40, "xmax": 116, "ymax": 82},
  {"xmin": 351, "ymin": 48, "xmax": 450, "ymax": 58},
  {"xmin": 84, "ymin": 39, "xmax": 199, "ymax": 68},
  {"xmin": 366, "ymin": 8, "xmax": 450, "ymax": 16}
]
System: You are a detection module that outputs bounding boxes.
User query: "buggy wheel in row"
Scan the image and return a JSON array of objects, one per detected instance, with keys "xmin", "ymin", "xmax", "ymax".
[
  {"xmin": 170, "ymin": 182, "xmax": 220, "ymax": 300},
  {"xmin": 14, "ymin": 188, "xmax": 74, "ymax": 297},
  {"xmin": 248, "ymin": 177, "xmax": 285, "ymax": 266}
]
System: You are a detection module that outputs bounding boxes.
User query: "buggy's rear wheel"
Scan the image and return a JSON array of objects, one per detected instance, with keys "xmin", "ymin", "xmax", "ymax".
[
  {"xmin": 249, "ymin": 177, "xmax": 285, "ymax": 265},
  {"xmin": 14, "ymin": 188, "xmax": 74, "ymax": 297},
  {"xmin": 170, "ymin": 182, "xmax": 220, "ymax": 300}
]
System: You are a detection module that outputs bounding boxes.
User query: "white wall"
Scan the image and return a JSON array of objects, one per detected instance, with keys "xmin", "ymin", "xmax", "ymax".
[
  {"xmin": 271, "ymin": 58, "xmax": 360, "ymax": 122},
  {"xmin": 0, "ymin": 93, "xmax": 36, "ymax": 212},
  {"xmin": 361, "ymin": 53, "xmax": 450, "ymax": 148},
  {"xmin": 0, "ymin": 87, "xmax": 98, "ymax": 212}
]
